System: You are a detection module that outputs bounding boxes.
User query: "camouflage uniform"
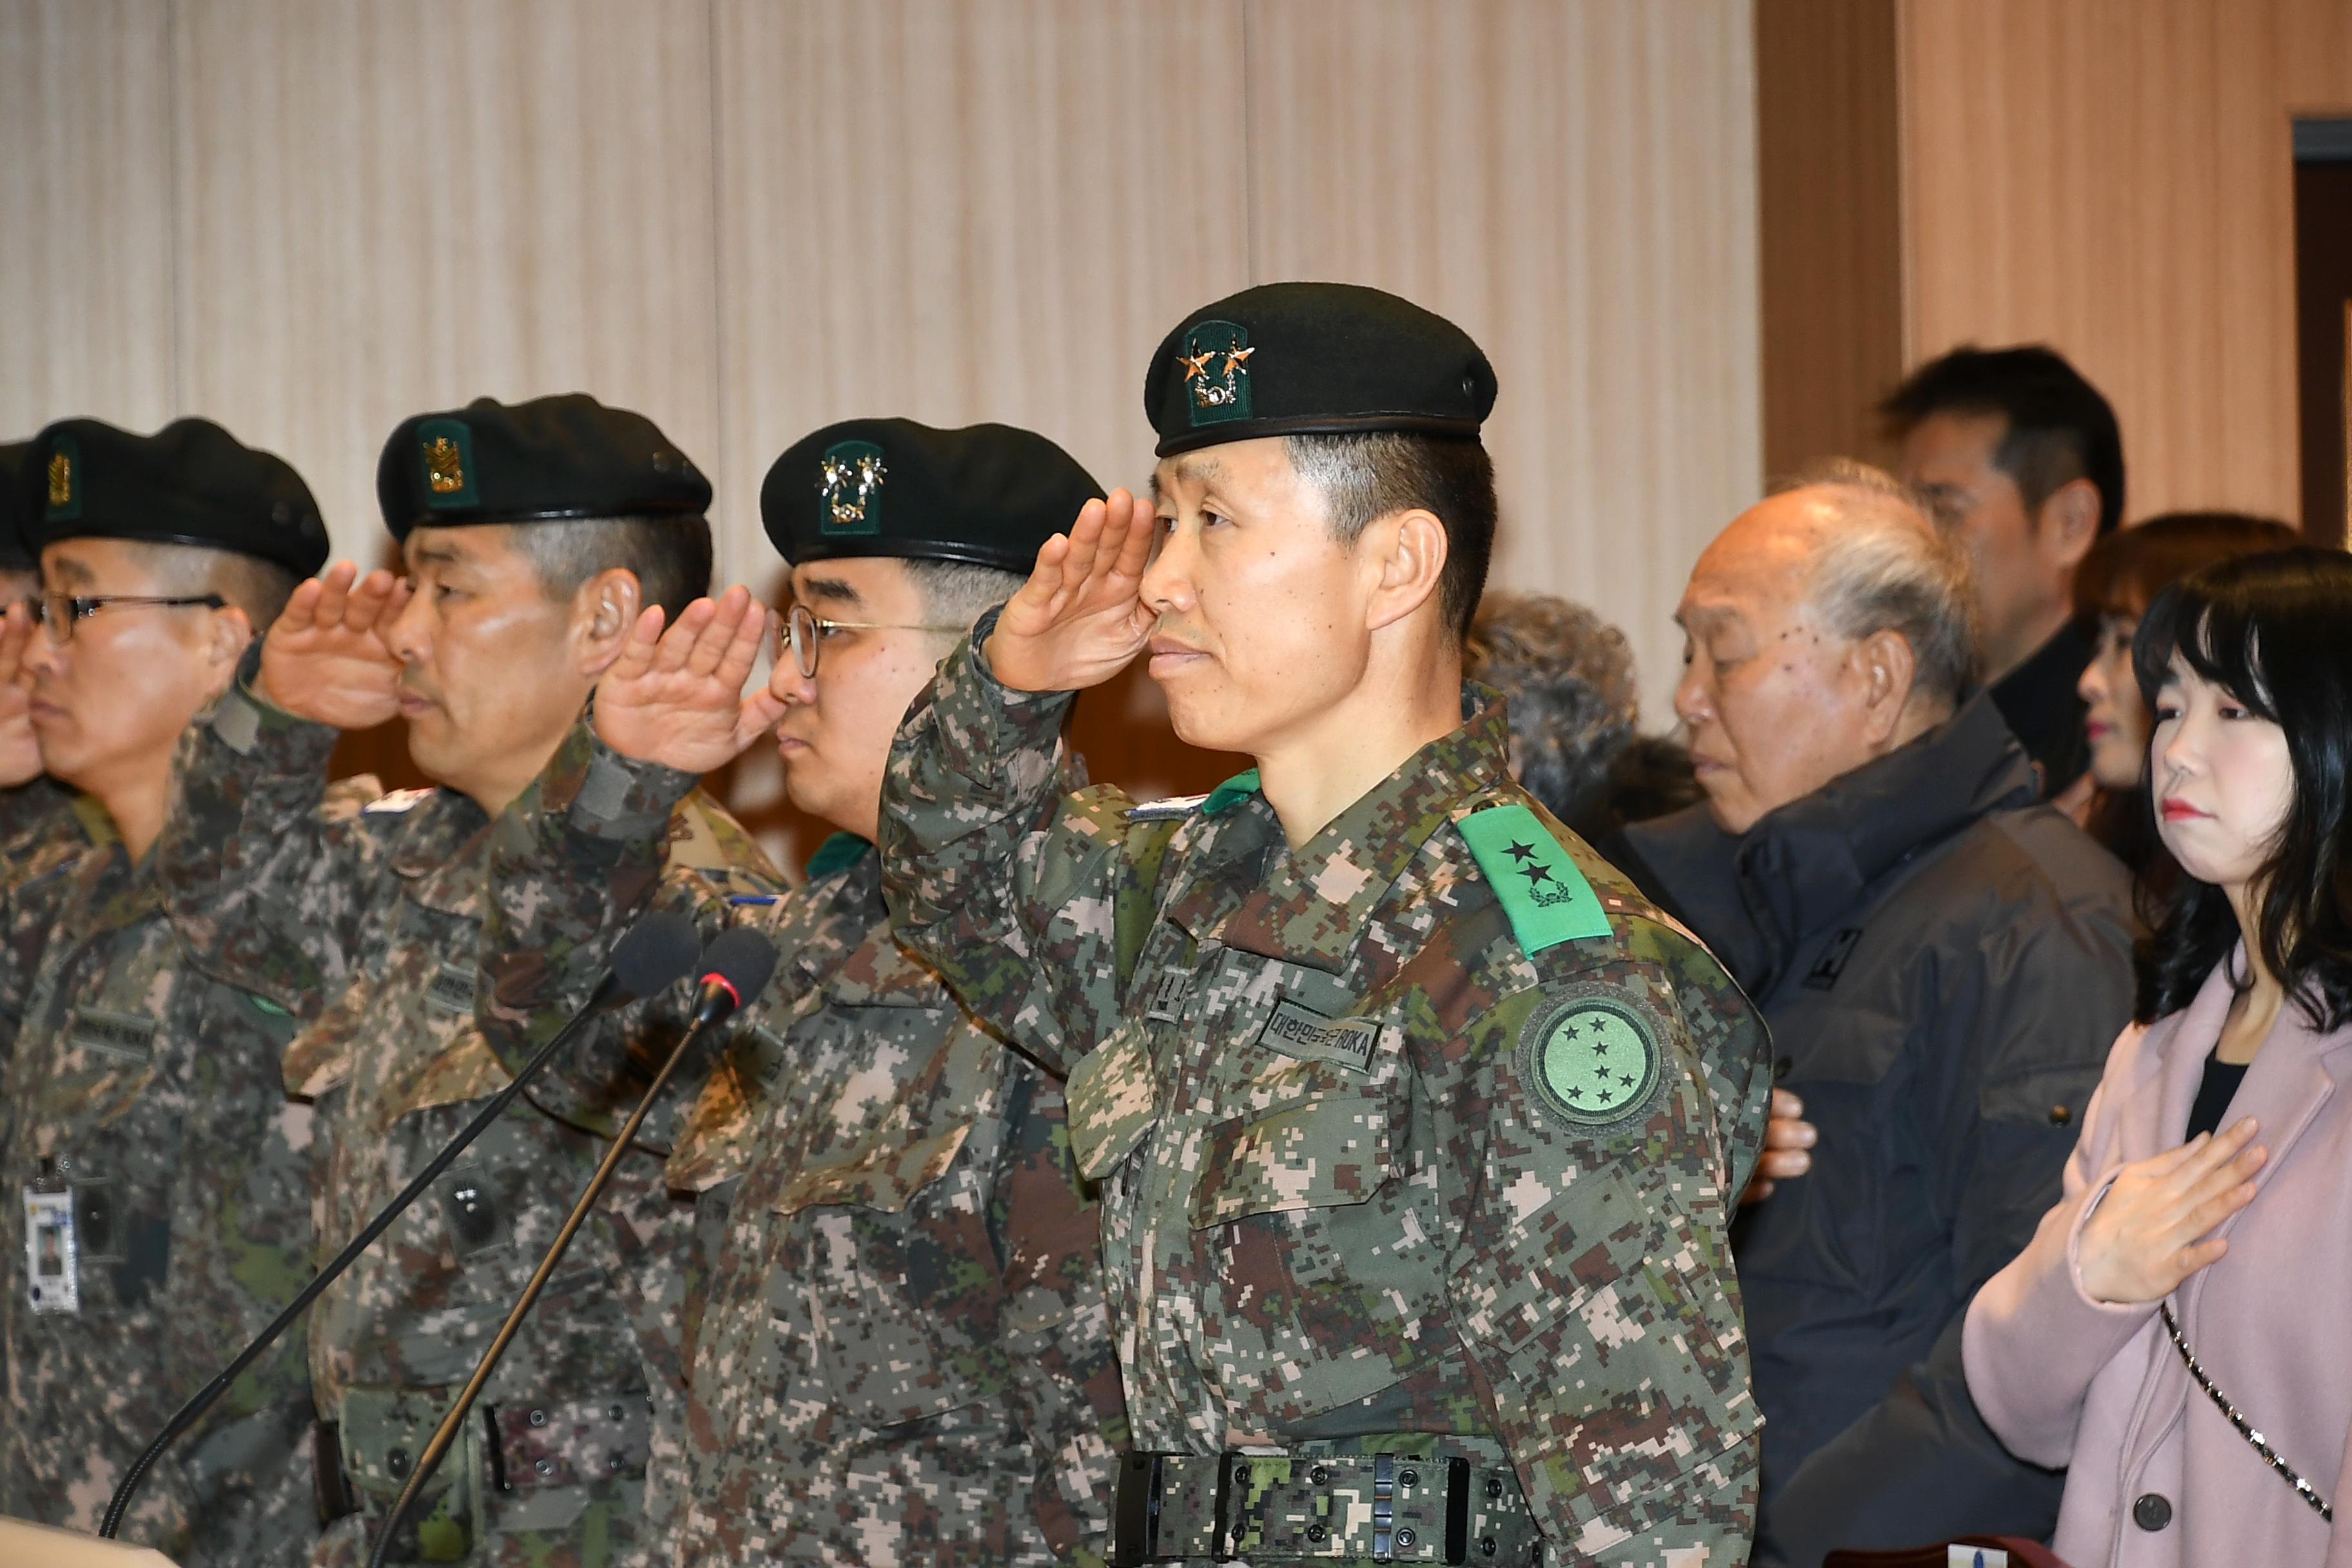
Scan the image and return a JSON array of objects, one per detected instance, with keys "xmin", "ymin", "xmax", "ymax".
[
  {"xmin": 877, "ymin": 627, "xmax": 1774, "ymax": 1565},
  {"xmin": 477, "ymin": 728, "xmax": 1127, "ymax": 1565},
  {"xmin": 0, "ymin": 778, "xmax": 90, "ymax": 886},
  {"xmin": 158, "ymin": 678, "xmax": 779, "ymax": 1568},
  {"xmin": 0, "ymin": 775, "xmax": 375, "ymax": 1565}
]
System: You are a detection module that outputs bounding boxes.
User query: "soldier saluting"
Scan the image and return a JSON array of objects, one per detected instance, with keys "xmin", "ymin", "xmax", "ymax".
[{"xmin": 876, "ymin": 283, "xmax": 1773, "ymax": 1564}]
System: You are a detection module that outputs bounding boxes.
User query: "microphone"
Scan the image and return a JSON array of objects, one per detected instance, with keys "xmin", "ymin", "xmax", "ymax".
[
  {"xmin": 99, "ymin": 911, "xmax": 704, "ymax": 1541},
  {"xmin": 366, "ymin": 928, "xmax": 778, "ymax": 1568}
]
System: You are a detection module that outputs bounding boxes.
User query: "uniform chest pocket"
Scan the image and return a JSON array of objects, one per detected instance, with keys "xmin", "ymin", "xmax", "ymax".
[
  {"xmin": 773, "ymin": 1121, "xmax": 1003, "ymax": 1429},
  {"xmin": 1185, "ymin": 1092, "xmax": 1412, "ymax": 1418},
  {"xmin": 1190, "ymin": 1094, "xmax": 1395, "ymax": 1229}
]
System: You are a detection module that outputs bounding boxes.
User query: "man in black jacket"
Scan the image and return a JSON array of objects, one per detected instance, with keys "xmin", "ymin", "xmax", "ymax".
[
  {"xmin": 1621, "ymin": 462, "xmax": 2135, "ymax": 1564},
  {"xmin": 1884, "ymin": 345, "xmax": 2124, "ymax": 799}
]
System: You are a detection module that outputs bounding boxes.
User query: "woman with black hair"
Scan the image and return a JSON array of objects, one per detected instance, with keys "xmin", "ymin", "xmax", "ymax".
[{"xmin": 1962, "ymin": 547, "xmax": 2352, "ymax": 1567}]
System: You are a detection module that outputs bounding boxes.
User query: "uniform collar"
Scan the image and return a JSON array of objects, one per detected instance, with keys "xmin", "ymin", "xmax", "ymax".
[
  {"xmin": 388, "ymin": 788, "xmax": 493, "ymax": 915},
  {"xmin": 1184, "ymin": 683, "xmax": 1511, "ymax": 970}
]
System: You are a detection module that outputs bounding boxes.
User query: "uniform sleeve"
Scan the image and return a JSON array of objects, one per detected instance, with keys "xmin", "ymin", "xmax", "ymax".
[
  {"xmin": 1438, "ymin": 958, "xmax": 1761, "ymax": 1561},
  {"xmin": 991, "ymin": 1061, "xmax": 1126, "ymax": 1564},
  {"xmin": 152, "ymin": 665, "xmax": 386, "ymax": 1004},
  {"xmin": 477, "ymin": 720, "xmax": 778, "ymax": 1133},
  {"xmin": 878, "ymin": 620, "xmax": 1166, "ymax": 1079}
]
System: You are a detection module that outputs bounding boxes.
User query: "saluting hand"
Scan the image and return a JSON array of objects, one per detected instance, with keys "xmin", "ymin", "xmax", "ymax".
[
  {"xmin": 0, "ymin": 603, "xmax": 41, "ymax": 789},
  {"xmin": 255, "ymin": 563, "xmax": 411, "ymax": 729},
  {"xmin": 593, "ymin": 585, "xmax": 783, "ymax": 773},
  {"xmin": 2076, "ymin": 1115, "xmax": 2267, "ymax": 1306},
  {"xmin": 985, "ymin": 489, "xmax": 1157, "ymax": 693}
]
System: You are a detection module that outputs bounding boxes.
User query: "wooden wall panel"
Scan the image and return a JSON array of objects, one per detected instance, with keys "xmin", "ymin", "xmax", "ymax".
[
  {"xmin": 1756, "ymin": 0, "xmax": 1903, "ymax": 478},
  {"xmin": 1897, "ymin": 0, "xmax": 2352, "ymax": 525},
  {"xmin": 707, "ymin": 0, "xmax": 1257, "ymax": 852},
  {"xmin": 0, "ymin": 0, "xmax": 177, "ymax": 441},
  {"xmin": 168, "ymin": 0, "xmax": 723, "ymax": 576},
  {"xmin": 1246, "ymin": 0, "xmax": 1763, "ymax": 725}
]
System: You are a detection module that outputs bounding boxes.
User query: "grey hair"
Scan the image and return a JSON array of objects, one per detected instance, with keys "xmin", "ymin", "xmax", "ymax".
[
  {"xmin": 1465, "ymin": 592, "xmax": 1641, "ymax": 823},
  {"xmin": 122, "ymin": 538, "xmax": 301, "ymax": 631},
  {"xmin": 509, "ymin": 514, "xmax": 714, "ymax": 622},
  {"xmin": 1774, "ymin": 457, "xmax": 1981, "ymax": 711},
  {"xmin": 901, "ymin": 558, "xmax": 1026, "ymax": 636}
]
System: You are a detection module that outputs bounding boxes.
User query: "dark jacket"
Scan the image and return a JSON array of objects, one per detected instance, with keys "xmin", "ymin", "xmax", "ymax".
[
  {"xmin": 1622, "ymin": 694, "xmax": 2136, "ymax": 1565},
  {"xmin": 1991, "ymin": 616, "xmax": 2095, "ymax": 799}
]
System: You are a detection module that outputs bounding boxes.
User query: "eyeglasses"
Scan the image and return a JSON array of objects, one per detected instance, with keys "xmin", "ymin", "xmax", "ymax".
[
  {"xmin": 25, "ymin": 592, "xmax": 226, "ymax": 646},
  {"xmin": 780, "ymin": 603, "xmax": 966, "ymax": 680}
]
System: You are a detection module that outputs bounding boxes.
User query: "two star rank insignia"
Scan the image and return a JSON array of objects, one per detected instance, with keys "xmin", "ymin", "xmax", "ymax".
[
  {"xmin": 1179, "ymin": 319, "xmax": 1254, "ymax": 428},
  {"xmin": 1457, "ymin": 802, "xmax": 1614, "ymax": 954}
]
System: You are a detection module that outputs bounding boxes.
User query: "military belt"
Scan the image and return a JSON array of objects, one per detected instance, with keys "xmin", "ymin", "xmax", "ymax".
[{"xmin": 1112, "ymin": 1448, "xmax": 1544, "ymax": 1564}]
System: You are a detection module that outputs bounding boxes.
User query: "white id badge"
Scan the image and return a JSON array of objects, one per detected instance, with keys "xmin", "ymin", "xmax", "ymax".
[{"xmin": 23, "ymin": 1188, "xmax": 79, "ymax": 1314}]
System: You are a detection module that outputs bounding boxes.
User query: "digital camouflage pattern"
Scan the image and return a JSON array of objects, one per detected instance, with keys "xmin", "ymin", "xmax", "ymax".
[
  {"xmin": 479, "ymin": 729, "xmax": 1126, "ymax": 1565},
  {"xmin": 877, "ymin": 627, "xmax": 1774, "ymax": 1563},
  {"xmin": 0, "ymin": 778, "xmax": 91, "ymax": 889},
  {"xmin": 0, "ymin": 775, "xmax": 375, "ymax": 1566},
  {"xmin": 157, "ymin": 681, "xmax": 779, "ymax": 1568}
]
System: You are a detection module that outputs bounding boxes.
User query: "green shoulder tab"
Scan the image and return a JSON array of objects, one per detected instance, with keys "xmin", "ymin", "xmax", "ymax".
[
  {"xmin": 1457, "ymin": 802, "xmax": 1614, "ymax": 954},
  {"xmin": 1202, "ymin": 768, "xmax": 1261, "ymax": 816}
]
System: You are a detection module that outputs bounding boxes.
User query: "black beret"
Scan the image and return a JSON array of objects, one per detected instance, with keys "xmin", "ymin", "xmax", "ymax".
[
  {"xmin": 377, "ymin": 393, "xmax": 710, "ymax": 541},
  {"xmin": 1144, "ymin": 281, "xmax": 1498, "ymax": 458},
  {"xmin": 27, "ymin": 417, "xmax": 329, "ymax": 577},
  {"xmin": 0, "ymin": 442, "xmax": 33, "ymax": 573},
  {"xmin": 762, "ymin": 418, "xmax": 1104, "ymax": 575}
]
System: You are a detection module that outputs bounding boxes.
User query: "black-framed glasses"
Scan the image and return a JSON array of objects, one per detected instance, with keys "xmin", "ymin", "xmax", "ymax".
[
  {"xmin": 26, "ymin": 592, "xmax": 226, "ymax": 645},
  {"xmin": 780, "ymin": 602, "xmax": 964, "ymax": 679}
]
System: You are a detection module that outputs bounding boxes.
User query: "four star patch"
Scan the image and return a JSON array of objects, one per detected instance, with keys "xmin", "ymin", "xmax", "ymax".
[{"xmin": 1518, "ymin": 986, "xmax": 1665, "ymax": 1132}]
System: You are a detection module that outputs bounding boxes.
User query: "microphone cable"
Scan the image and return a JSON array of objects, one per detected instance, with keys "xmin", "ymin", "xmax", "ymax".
[{"xmin": 364, "ymin": 926, "xmax": 778, "ymax": 1568}]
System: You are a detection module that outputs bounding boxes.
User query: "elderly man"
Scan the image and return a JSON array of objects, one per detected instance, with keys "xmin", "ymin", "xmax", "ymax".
[{"xmin": 1620, "ymin": 463, "xmax": 2135, "ymax": 1563}]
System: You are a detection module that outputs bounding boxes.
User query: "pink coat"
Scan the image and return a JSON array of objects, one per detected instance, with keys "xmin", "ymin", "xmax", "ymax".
[{"xmin": 1964, "ymin": 956, "xmax": 2352, "ymax": 1567}]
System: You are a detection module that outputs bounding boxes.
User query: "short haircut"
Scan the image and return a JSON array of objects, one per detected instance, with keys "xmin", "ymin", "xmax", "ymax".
[
  {"xmin": 1881, "ymin": 344, "xmax": 2126, "ymax": 536},
  {"xmin": 1778, "ymin": 457, "xmax": 1981, "ymax": 712},
  {"xmin": 511, "ymin": 514, "xmax": 713, "ymax": 622},
  {"xmin": 2073, "ymin": 511, "xmax": 2302, "ymax": 622},
  {"xmin": 2132, "ymin": 548, "xmax": 2352, "ymax": 1029},
  {"xmin": 121, "ymin": 539, "xmax": 301, "ymax": 631},
  {"xmin": 900, "ymin": 558, "xmax": 1025, "ymax": 635},
  {"xmin": 1284, "ymin": 432, "xmax": 1496, "ymax": 642},
  {"xmin": 1467, "ymin": 592, "xmax": 1640, "ymax": 823}
]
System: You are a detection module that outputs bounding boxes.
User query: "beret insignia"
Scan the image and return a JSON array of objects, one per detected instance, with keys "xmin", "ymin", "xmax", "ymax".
[
  {"xmin": 1518, "ymin": 985, "xmax": 1665, "ymax": 1132},
  {"xmin": 1182, "ymin": 320, "xmax": 1253, "ymax": 428},
  {"xmin": 415, "ymin": 418, "xmax": 477, "ymax": 510},
  {"xmin": 817, "ymin": 440, "xmax": 887, "ymax": 534},
  {"xmin": 45, "ymin": 437, "xmax": 81, "ymax": 522},
  {"xmin": 424, "ymin": 438, "xmax": 463, "ymax": 493}
]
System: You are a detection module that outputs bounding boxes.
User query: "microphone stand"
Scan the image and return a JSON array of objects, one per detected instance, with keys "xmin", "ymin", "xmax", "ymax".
[
  {"xmin": 361, "ymin": 952, "xmax": 765, "ymax": 1568},
  {"xmin": 98, "ymin": 911, "xmax": 700, "ymax": 1541}
]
